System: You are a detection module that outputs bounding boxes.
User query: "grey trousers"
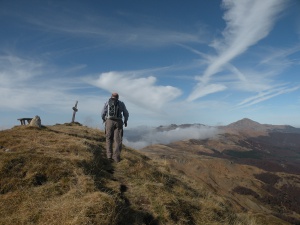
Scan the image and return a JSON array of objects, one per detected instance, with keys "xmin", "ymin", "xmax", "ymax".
[{"xmin": 105, "ymin": 119, "xmax": 123, "ymax": 162}]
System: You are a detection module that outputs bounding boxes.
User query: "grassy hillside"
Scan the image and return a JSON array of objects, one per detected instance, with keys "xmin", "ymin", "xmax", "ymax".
[
  {"xmin": 141, "ymin": 137, "xmax": 300, "ymax": 225},
  {"xmin": 0, "ymin": 124, "xmax": 257, "ymax": 225}
]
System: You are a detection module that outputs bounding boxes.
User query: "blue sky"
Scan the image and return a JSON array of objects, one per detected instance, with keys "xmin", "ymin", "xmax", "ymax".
[{"xmin": 1, "ymin": 0, "xmax": 300, "ymax": 130}]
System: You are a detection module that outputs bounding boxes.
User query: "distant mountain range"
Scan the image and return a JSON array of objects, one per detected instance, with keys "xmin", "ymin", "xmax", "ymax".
[
  {"xmin": 221, "ymin": 118, "xmax": 300, "ymax": 135},
  {"xmin": 141, "ymin": 118, "xmax": 300, "ymax": 224},
  {"xmin": 155, "ymin": 118, "xmax": 300, "ymax": 134}
]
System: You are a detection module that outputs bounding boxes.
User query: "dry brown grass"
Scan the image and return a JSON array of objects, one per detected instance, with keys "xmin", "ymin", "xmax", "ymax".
[
  {"xmin": 0, "ymin": 124, "xmax": 258, "ymax": 225},
  {"xmin": 141, "ymin": 139, "xmax": 300, "ymax": 224}
]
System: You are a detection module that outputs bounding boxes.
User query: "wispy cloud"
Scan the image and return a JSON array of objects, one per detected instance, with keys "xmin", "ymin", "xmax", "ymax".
[
  {"xmin": 187, "ymin": 0, "xmax": 287, "ymax": 100},
  {"xmin": 86, "ymin": 72, "xmax": 182, "ymax": 111},
  {"xmin": 0, "ymin": 54, "xmax": 43, "ymax": 85},
  {"xmin": 5, "ymin": 3, "xmax": 206, "ymax": 49},
  {"xmin": 260, "ymin": 45, "xmax": 300, "ymax": 67},
  {"xmin": 187, "ymin": 83, "xmax": 227, "ymax": 102},
  {"xmin": 236, "ymin": 85, "xmax": 300, "ymax": 108},
  {"xmin": 226, "ymin": 65, "xmax": 273, "ymax": 92},
  {"xmin": 0, "ymin": 53, "xmax": 88, "ymax": 112}
]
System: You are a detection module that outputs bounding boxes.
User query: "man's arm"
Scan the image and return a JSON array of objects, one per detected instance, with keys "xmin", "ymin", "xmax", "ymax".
[
  {"xmin": 121, "ymin": 102, "xmax": 129, "ymax": 126},
  {"xmin": 101, "ymin": 102, "xmax": 108, "ymax": 122}
]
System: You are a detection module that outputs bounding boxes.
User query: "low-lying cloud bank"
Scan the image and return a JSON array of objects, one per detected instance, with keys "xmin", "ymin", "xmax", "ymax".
[{"xmin": 123, "ymin": 125, "xmax": 220, "ymax": 149}]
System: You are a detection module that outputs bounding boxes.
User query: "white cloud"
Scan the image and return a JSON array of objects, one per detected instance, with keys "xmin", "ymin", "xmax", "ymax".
[
  {"xmin": 259, "ymin": 45, "xmax": 300, "ymax": 67},
  {"xmin": 225, "ymin": 65, "xmax": 273, "ymax": 92},
  {"xmin": 123, "ymin": 125, "xmax": 220, "ymax": 149},
  {"xmin": 0, "ymin": 53, "xmax": 89, "ymax": 112},
  {"xmin": 187, "ymin": 83, "xmax": 227, "ymax": 102},
  {"xmin": 188, "ymin": 0, "xmax": 287, "ymax": 101},
  {"xmin": 0, "ymin": 53, "xmax": 185, "ymax": 128},
  {"xmin": 87, "ymin": 72, "xmax": 182, "ymax": 111},
  {"xmin": 0, "ymin": 55, "xmax": 43, "ymax": 86},
  {"xmin": 236, "ymin": 85, "xmax": 300, "ymax": 108}
]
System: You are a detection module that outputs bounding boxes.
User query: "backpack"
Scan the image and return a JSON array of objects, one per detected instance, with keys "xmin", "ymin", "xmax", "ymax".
[{"xmin": 107, "ymin": 98, "xmax": 120, "ymax": 119}]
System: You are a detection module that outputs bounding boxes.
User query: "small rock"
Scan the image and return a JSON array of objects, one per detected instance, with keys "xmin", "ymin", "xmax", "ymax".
[{"xmin": 29, "ymin": 115, "xmax": 42, "ymax": 128}]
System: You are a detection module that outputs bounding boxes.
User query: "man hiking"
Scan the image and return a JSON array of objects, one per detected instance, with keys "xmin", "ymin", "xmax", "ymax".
[{"xmin": 101, "ymin": 92, "xmax": 129, "ymax": 162}]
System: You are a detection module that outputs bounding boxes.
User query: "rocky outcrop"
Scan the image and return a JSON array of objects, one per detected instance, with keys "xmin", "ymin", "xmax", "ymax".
[{"xmin": 29, "ymin": 115, "xmax": 42, "ymax": 128}]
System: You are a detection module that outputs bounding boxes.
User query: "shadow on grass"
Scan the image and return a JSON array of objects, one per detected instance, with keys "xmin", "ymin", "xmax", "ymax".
[{"xmin": 79, "ymin": 145, "xmax": 159, "ymax": 225}]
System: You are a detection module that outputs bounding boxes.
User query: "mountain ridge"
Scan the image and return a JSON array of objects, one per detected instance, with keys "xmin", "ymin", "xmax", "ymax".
[
  {"xmin": 153, "ymin": 118, "xmax": 300, "ymax": 136},
  {"xmin": 141, "ymin": 118, "xmax": 300, "ymax": 224},
  {"xmin": 223, "ymin": 118, "xmax": 299, "ymax": 134},
  {"xmin": 154, "ymin": 118, "xmax": 298, "ymax": 132}
]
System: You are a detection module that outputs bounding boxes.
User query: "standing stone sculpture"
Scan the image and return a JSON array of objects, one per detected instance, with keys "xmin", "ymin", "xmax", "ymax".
[
  {"xmin": 72, "ymin": 101, "xmax": 78, "ymax": 123},
  {"xmin": 29, "ymin": 115, "xmax": 42, "ymax": 128}
]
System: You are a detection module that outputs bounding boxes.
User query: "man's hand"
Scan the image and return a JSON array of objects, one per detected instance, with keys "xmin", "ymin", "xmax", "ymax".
[{"xmin": 124, "ymin": 121, "xmax": 127, "ymax": 127}]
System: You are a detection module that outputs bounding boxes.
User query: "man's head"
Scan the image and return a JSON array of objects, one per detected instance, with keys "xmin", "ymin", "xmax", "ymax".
[{"xmin": 111, "ymin": 92, "xmax": 119, "ymax": 99}]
